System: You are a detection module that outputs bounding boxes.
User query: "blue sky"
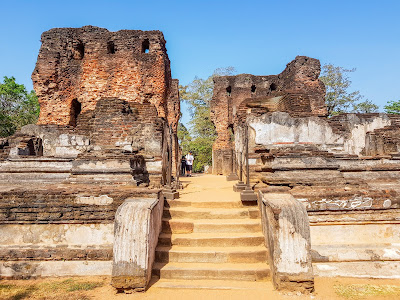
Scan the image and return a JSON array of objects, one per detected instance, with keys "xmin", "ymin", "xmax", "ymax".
[{"xmin": 1, "ymin": 0, "xmax": 399, "ymax": 125}]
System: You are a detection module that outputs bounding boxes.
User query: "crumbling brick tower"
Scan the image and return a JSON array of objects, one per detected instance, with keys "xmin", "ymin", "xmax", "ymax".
[
  {"xmin": 32, "ymin": 25, "xmax": 178, "ymax": 129},
  {"xmin": 211, "ymin": 56, "xmax": 327, "ymax": 175},
  {"xmin": 29, "ymin": 25, "xmax": 180, "ymax": 185}
]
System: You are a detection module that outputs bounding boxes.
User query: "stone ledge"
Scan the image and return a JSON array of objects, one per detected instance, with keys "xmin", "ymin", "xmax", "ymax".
[{"xmin": 0, "ymin": 247, "xmax": 113, "ymax": 261}]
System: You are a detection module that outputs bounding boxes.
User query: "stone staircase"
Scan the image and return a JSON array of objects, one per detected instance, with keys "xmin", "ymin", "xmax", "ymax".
[{"xmin": 152, "ymin": 186, "xmax": 270, "ymax": 286}]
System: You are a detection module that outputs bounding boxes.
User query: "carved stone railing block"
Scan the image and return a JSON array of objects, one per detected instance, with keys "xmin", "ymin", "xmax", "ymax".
[
  {"xmin": 111, "ymin": 196, "xmax": 163, "ymax": 292},
  {"xmin": 259, "ymin": 192, "xmax": 314, "ymax": 293}
]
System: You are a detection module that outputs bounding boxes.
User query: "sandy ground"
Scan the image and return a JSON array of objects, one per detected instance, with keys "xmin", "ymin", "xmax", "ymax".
[
  {"xmin": 1, "ymin": 276, "xmax": 400, "ymax": 300},
  {"xmin": 91, "ymin": 276, "xmax": 400, "ymax": 300}
]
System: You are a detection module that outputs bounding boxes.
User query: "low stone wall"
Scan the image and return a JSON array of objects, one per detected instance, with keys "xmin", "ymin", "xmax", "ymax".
[
  {"xmin": 0, "ymin": 188, "xmax": 160, "ymax": 279},
  {"xmin": 309, "ymin": 209, "xmax": 400, "ymax": 278},
  {"xmin": 259, "ymin": 191, "xmax": 400, "ymax": 280},
  {"xmin": 0, "ymin": 223, "xmax": 113, "ymax": 278},
  {"xmin": 111, "ymin": 196, "xmax": 164, "ymax": 292},
  {"xmin": 259, "ymin": 192, "xmax": 314, "ymax": 293}
]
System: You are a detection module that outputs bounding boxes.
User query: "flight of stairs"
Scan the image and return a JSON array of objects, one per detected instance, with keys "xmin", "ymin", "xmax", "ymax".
[{"xmin": 152, "ymin": 195, "xmax": 270, "ymax": 286}]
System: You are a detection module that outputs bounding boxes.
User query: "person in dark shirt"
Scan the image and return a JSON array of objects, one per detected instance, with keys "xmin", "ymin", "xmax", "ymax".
[{"xmin": 180, "ymin": 155, "xmax": 186, "ymax": 176}]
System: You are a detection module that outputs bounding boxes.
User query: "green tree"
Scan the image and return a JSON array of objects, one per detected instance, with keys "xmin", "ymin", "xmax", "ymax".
[
  {"xmin": 352, "ymin": 99, "xmax": 379, "ymax": 113},
  {"xmin": 384, "ymin": 100, "xmax": 400, "ymax": 114},
  {"xmin": 0, "ymin": 76, "xmax": 40, "ymax": 137},
  {"xmin": 179, "ymin": 67, "xmax": 235, "ymax": 172},
  {"xmin": 320, "ymin": 64, "xmax": 378, "ymax": 116},
  {"xmin": 177, "ymin": 122, "xmax": 191, "ymax": 154}
]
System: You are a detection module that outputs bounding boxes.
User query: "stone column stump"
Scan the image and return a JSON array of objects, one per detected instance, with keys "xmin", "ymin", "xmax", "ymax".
[
  {"xmin": 259, "ymin": 192, "xmax": 314, "ymax": 293},
  {"xmin": 112, "ymin": 197, "xmax": 163, "ymax": 292}
]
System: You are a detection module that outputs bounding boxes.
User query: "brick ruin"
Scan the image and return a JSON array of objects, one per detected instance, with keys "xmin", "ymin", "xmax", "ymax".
[
  {"xmin": 0, "ymin": 26, "xmax": 399, "ymax": 289},
  {"xmin": 211, "ymin": 56, "xmax": 400, "ymax": 283},
  {"xmin": 211, "ymin": 56, "xmax": 327, "ymax": 175},
  {"xmin": 0, "ymin": 26, "xmax": 180, "ymax": 278}
]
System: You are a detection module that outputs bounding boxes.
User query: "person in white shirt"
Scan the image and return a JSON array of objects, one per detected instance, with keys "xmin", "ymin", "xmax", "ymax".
[{"xmin": 185, "ymin": 151, "xmax": 194, "ymax": 177}]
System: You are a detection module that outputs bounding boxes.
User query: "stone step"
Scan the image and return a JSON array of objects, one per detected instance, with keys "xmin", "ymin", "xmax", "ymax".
[
  {"xmin": 162, "ymin": 218, "xmax": 262, "ymax": 234},
  {"xmin": 155, "ymin": 246, "xmax": 268, "ymax": 263},
  {"xmin": 163, "ymin": 207, "xmax": 252, "ymax": 219},
  {"xmin": 151, "ymin": 278, "xmax": 273, "ymax": 290},
  {"xmin": 153, "ymin": 262, "xmax": 270, "ymax": 281},
  {"xmin": 165, "ymin": 198, "xmax": 243, "ymax": 208},
  {"xmin": 158, "ymin": 233, "xmax": 265, "ymax": 247}
]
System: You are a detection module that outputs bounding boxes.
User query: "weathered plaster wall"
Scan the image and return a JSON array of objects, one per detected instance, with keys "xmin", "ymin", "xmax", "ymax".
[
  {"xmin": 248, "ymin": 112, "xmax": 393, "ymax": 156},
  {"xmin": 0, "ymin": 224, "xmax": 113, "ymax": 246},
  {"xmin": 309, "ymin": 211, "xmax": 400, "ymax": 278},
  {"xmin": 0, "ymin": 261, "xmax": 112, "ymax": 279}
]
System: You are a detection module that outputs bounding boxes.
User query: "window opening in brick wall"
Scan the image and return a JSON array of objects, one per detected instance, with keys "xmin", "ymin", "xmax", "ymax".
[
  {"xmin": 122, "ymin": 100, "xmax": 133, "ymax": 114},
  {"xmin": 251, "ymin": 85, "xmax": 256, "ymax": 93},
  {"xmin": 74, "ymin": 42, "xmax": 85, "ymax": 60},
  {"xmin": 107, "ymin": 41, "xmax": 115, "ymax": 54},
  {"xmin": 228, "ymin": 124, "xmax": 235, "ymax": 142},
  {"xmin": 270, "ymin": 83, "xmax": 277, "ymax": 91},
  {"xmin": 142, "ymin": 39, "xmax": 150, "ymax": 53},
  {"xmin": 70, "ymin": 99, "xmax": 82, "ymax": 127},
  {"xmin": 226, "ymin": 86, "xmax": 232, "ymax": 97}
]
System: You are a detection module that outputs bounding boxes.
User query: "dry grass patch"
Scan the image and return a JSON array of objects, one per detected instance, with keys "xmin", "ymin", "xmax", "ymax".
[
  {"xmin": 0, "ymin": 277, "xmax": 106, "ymax": 300},
  {"xmin": 334, "ymin": 283, "xmax": 400, "ymax": 299}
]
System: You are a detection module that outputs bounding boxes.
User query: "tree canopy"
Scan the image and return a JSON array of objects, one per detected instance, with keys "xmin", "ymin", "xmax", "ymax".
[
  {"xmin": 0, "ymin": 76, "xmax": 39, "ymax": 137},
  {"xmin": 179, "ymin": 67, "xmax": 235, "ymax": 172},
  {"xmin": 320, "ymin": 64, "xmax": 378, "ymax": 116},
  {"xmin": 384, "ymin": 100, "xmax": 400, "ymax": 114}
]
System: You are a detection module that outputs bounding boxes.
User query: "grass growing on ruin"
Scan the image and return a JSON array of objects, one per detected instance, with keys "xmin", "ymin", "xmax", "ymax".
[
  {"xmin": 334, "ymin": 284, "xmax": 400, "ymax": 299},
  {"xmin": 40, "ymin": 278, "xmax": 103, "ymax": 292},
  {"xmin": 0, "ymin": 278, "xmax": 105, "ymax": 300}
]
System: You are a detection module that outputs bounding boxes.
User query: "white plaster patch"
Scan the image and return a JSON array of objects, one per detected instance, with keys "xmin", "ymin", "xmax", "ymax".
[
  {"xmin": 58, "ymin": 134, "xmax": 70, "ymax": 146},
  {"xmin": 316, "ymin": 264, "xmax": 337, "ymax": 271},
  {"xmin": 123, "ymin": 145, "xmax": 133, "ymax": 152},
  {"xmin": 313, "ymin": 262, "xmax": 400, "ymax": 278},
  {"xmin": 383, "ymin": 199, "xmax": 392, "ymax": 208},
  {"xmin": 248, "ymin": 158, "xmax": 257, "ymax": 165},
  {"xmin": 344, "ymin": 117, "xmax": 392, "ymax": 155},
  {"xmin": 383, "ymin": 248, "xmax": 400, "ymax": 260},
  {"xmin": 276, "ymin": 217, "xmax": 310, "ymax": 274},
  {"xmin": 75, "ymin": 195, "xmax": 113, "ymax": 205},
  {"xmin": 55, "ymin": 146, "xmax": 81, "ymax": 157},
  {"xmin": 146, "ymin": 160, "xmax": 162, "ymax": 172}
]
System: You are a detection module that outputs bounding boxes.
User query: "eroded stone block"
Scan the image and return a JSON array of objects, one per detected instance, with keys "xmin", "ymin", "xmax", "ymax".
[
  {"xmin": 112, "ymin": 197, "xmax": 163, "ymax": 292},
  {"xmin": 260, "ymin": 192, "xmax": 314, "ymax": 293}
]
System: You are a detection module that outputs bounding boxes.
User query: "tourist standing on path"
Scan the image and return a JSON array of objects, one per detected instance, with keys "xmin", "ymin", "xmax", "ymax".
[
  {"xmin": 185, "ymin": 151, "xmax": 194, "ymax": 177},
  {"xmin": 180, "ymin": 155, "xmax": 186, "ymax": 176}
]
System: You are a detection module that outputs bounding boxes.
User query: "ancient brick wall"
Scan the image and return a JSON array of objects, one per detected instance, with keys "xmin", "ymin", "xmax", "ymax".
[
  {"xmin": 32, "ymin": 26, "xmax": 175, "ymax": 127},
  {"xmin": 211, "ymin": 56, "xmax": 327, "ymax": 174},
  {"xmin": 76, "ymin": 98, "xmax": 163, "ymax": 152},
  {"xmin": 0, "ymin": 185, "xmax": 159, "ymax": 224}
]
